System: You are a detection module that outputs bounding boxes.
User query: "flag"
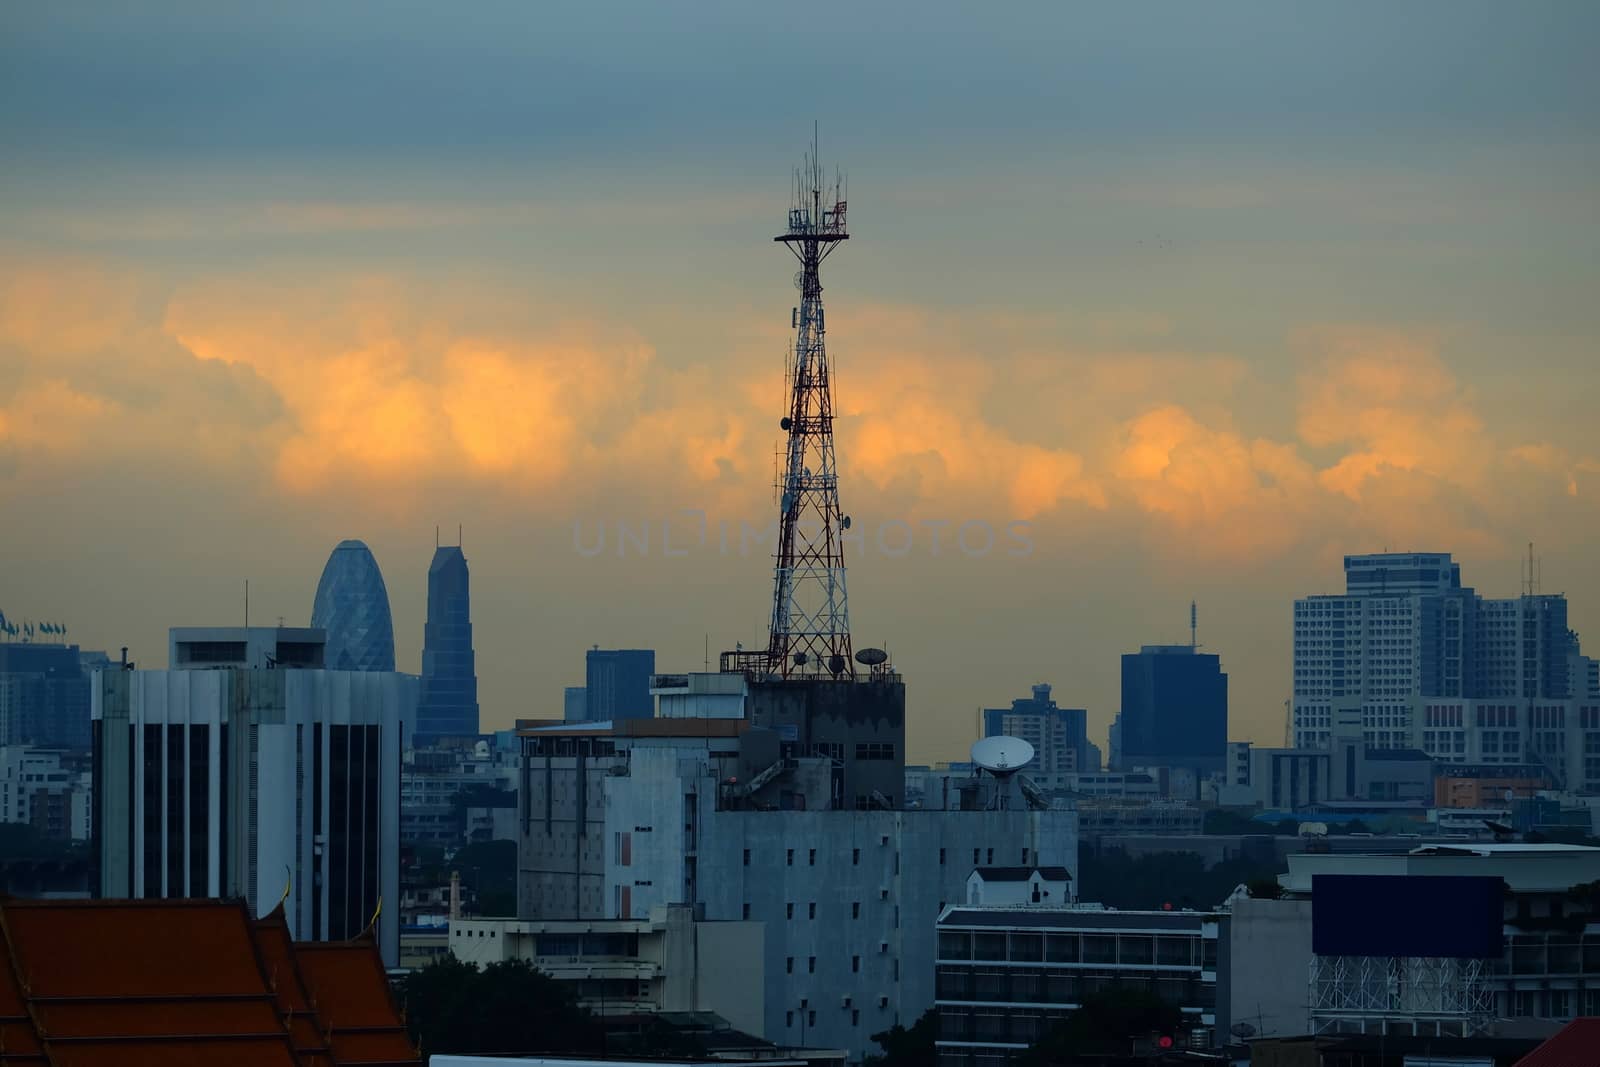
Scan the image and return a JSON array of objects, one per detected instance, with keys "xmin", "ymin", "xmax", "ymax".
[{"xmin": 0, "ymin": 610, "xmax": 7, "ymax": 632}]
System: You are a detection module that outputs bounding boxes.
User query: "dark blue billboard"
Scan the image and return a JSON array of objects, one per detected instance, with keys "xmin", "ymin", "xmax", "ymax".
[{"xmin": 1312, "ymin": 875, "xmax": 1505, "ymax": 959}]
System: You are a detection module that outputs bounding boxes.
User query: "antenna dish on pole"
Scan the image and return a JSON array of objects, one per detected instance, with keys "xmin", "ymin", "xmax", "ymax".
[{"xmin": 970, "ymin": 736, "xmax": 1035, "ymax": 777}]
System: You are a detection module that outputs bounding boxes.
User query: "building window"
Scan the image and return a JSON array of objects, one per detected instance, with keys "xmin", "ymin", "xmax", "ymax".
[
  {"xmin": 986, "ymin": 848, "xmax": 993, "ymax": 864},
  {"xmin": 852, "ymin": 848, "xmax": 860, "ymax": 865},
  {"xmin": 809, "ymin": 848, "xmax": 816, "ymax": 866},
  {"xmin": 939, "ymin": 848, "xmax": 946, "ymax": 865},
  {"xmin": 743, "ymin": 849, "xmax": 750, "ymax": 866},
  {"xmin": 809, "ymin": 902, "xmax": 816, "ymax": 919},
  {"xmin": 786, "ymin": 848, "xmax": 794, "ymax": 866},
  {"xmin": 808, "ymin": 956, "xmax": 816, "ymax": 973},
  {"xmin": 973, "ymin": 848, "xmax": 980, "ymax": 865},
  {"xmin": 786, "ymin": 903, "xmax": 795, "ymax": 919},
  {"xmin": 808, "ymin": 1010, "xmax": 816, "ymax": 1027},
  {"xmin": 786, "ymin": 1011, "xmax": 794, "ymax": 1027},
  {"xmin": 852, "ymin": 902, "xmax": 861, "ymax": 919},
  {"xmin": 855, "ymin": 742, "xmax": 896, "ymax": 761},
  {"xmin": 852, "ymin": 1009, "xmax": 860, "ymax": 1025},
  {"xmin": 786, "ymin": 957, "xmax": 794, "ymax": 974},
  {"xmin": 742, "ymin": 903, "xmax": 751, "ymax": 920},
  {"xmin": 852, "ymin": 955, "xmax": 860, "ymax": 972}
]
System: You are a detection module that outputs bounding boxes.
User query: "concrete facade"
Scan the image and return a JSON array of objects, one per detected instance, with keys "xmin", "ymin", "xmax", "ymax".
[
  {"xmin": 1216, "ymin": 897, "xmax": 1315, "ymax": 1040},
  {"xmin": 92, "ymin": 665, "xmax": 414, "ymax": 966},
  {"xmin": 450, "ymin": 904, "xmax": 765, "ymax": 1038}
]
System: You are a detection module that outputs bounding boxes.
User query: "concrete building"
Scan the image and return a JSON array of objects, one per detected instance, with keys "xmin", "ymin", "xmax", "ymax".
[
  {"xmin": 935, "ymin": 904, "xmax": 1218, "ymax": 1064},
  {"xmin": 1292, "ymin": 552, "xmax": 1583, "ymax": 750},
  {"xmin": 310, "ymin": 538, "xmax": 397, "ymax": 672},
  {"xmin": 401, "ymin": 738, "xmax": 518, "ymax": 847},
  {"xmin": 167, "ymin": 626, "xmax": 326, "ymax": 670},
  {"xmin": 1228, "ymin": 842, "xmax": 1600, "ymax": 1037},
  {"xmin": 515, "ymin": 684, "xmax": 1078, "ymax": 1061},
  {"xmin": 450, "ymin": 904, "xmax": 766, "ymax": 1038},
  {"xmin": 982, "ymin": 684, "xmax": 1099, "ymax": 790},
  {"xmin": 1115, "ymin": 645, "xmax": 1227, "ymax": 777},
  {"xmin": 0, "ymin": 745, "xmax": 91, "ymax": 841},
  {"xmin": 1217, "ymin": 742, "xmax": 1433, "ymax": 813},
  {"xmin": 564, "ymin": 685, "xmax": 588, "ymax": 722},
  {"xmin": 1433, "ymin": 765, "xmax": 1553, "ymax": 809},
  {"xmin": 585, "ymin": 649, "xmax": 657, "ymax": 721},
  {"xmin": 93, "ymin": 627, "xmax": 415, "ymax": 966},
  {"xmin": 0, "ymin": 642, "xmax": 102, "ymax": 749},
  {"xmin": 417, "ymin": 545, "xmax": 480, "ymax": 744}
]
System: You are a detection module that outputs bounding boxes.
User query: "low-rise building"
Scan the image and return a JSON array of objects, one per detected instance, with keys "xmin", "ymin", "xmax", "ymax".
[
  {"xmin": 0, "ymin": 745, "xmax": 91, "ymax": 840},
  {"xmin": 450, "ymin": 904, "xmax": 765, "ymax": 1039},
  {"xmin": 934, "ymin": 904, "xmax": 1218, "ymax": 1065}
]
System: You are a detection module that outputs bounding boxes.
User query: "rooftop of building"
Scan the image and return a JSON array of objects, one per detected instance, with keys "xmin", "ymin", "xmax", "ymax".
[
  {"xmin": 970, "ymin": 865, "xmax": 1073, "ymax": 882},
  {"xmin": 516, "ymin": 718, "xmax": 748, "ymax": 739},
  {"xmin": 0, "ymin": 897, "xmax": 418, "ymax": 1067},
  {"xmin": 938, "ymin": 905, "xmax": 1213, "ymax": 930}
]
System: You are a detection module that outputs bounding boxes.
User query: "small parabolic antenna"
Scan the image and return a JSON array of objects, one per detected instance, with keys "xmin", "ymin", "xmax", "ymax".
[
  {"xmin": 970, "ymin": 736, "xmax": 1035, "ymax": 777},
  {"xmin": 855, "ymin": 647, "xmax": 888, "ymax": 666}
]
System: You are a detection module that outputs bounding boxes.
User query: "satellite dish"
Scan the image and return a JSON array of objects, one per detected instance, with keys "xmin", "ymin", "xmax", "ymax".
[
  {"xmin": 827, "ymin": 654, "xmax": 847, "ymax": 675},
  {"xmin": 793, "ymin": 652, "xmax": 809, "ymax": 666},
  {"xmin": 781, "ymin": 416, "xmax": 793, "ymax": 430},
  {"xmin": 841, "ymin": 515, "xmax": 852, "ymax": 530},
  {"xmin": 855, "ymin": 647, "xmax": 888, "ymax": 666},
  {"xmin": 970, "ymin": 736, "xmax": 1035, "ymax": 776}
]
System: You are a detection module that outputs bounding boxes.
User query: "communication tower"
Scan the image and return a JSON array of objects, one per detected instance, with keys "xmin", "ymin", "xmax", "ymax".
[{"xmin": 726, "ymin": 129, "xmax": 855, "ymax": 679}]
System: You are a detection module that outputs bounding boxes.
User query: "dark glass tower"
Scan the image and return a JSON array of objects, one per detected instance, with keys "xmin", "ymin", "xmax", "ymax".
[
  {"xmin": 584, "ymin": 649, "xmax": 656, "ymax": 721},
  {"xmin": 1117, "ymin": 645, "xmax": 1227, "ymax": 775},
  {"xmin": 416, "ymin": 546, "xmax": 480, "ymax": 744},
  {"xmin": 310, "ymin": 539, "xmax": 396, "ymax": 672}
]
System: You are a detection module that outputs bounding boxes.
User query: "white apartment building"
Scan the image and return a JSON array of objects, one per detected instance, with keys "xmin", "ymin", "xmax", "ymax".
[
  {"xmin": 1293, "ymin": 553, "xmax": 1579, "ymax": 751},
  {"xmin": 0, "ymin": 746, "xmax": 90, "ymax": 841}
]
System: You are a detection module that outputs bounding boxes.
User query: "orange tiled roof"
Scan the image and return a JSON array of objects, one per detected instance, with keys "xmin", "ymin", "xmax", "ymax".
[
  {"xmin": 294, "ymin": 940, "xmax": 420, "ymax": 1066},
  {"xmin": 0, "ymin": 897, "xmax": 418, "ymax": 1067}
]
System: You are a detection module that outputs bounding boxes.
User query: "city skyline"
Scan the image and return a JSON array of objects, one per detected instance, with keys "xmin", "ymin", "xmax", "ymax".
[{"xmin": 2, "ymin": 4, "xmax": 1597, "ymax": 762}]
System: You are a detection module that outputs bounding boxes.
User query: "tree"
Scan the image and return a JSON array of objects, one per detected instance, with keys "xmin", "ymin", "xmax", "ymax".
[
  {"xmin": 864, "ymin": 1008, "xmax": 936, "ymax": 1066},
  {"xmin": 1018, "ymin": 987, "xmax": 1184, "ymax": 1065},
  {"xmin": 398, "ymin": 957, "xmax": 603, "ymax": 1058}
]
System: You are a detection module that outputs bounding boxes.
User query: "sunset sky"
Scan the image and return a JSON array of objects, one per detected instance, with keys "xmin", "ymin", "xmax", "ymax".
[{"xmin": 2, "ymin": 3, "xmax": 1597, "ymax": 761}]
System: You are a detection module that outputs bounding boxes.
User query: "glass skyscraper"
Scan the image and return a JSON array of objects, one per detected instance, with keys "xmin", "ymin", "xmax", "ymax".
[
  {"xmin": 310, "ymin": 540, "xmax": 396, "ymax": 672},
  {"xmin": 583, "ymin": 649, "xmax": 655, "ymax": 721},
  {"xmin": 1117, "ymin": 645, "xmax": 1228, "ymax": 775},
  {"xmin": 416, "ymin": 546, "xmax": 479, "ymax": 743}
]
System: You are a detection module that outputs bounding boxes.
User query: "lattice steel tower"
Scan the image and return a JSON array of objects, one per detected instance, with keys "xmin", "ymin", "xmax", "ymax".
[{"xmin": 762, "ymin": 135, "xmax": 853, "ymax": 678}]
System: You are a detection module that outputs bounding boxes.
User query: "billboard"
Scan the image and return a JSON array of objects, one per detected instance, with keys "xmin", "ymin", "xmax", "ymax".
[{"xmin": 1312, "ymin": 875, "xmax": 1504, "ymax": 959}]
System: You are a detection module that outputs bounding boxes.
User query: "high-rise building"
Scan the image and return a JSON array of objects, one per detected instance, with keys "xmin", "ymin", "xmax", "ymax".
[
  {"xmin": 93, "ymin": 626, "xmax": 415, "ymax": 966},
  {"xmin": 311, "ymin": 539, "xmax": 396, "ymax": 672},
  {"xmin": 1115, "ymin": 646, "xmax": 1228, "ymax": 776},
  {"xmin": 1292, "ymin": 552, "xmax": 1581, "ymax": 749},
  {"xmin": 416, "ymin": 546, "xmax": 479, "ymax": 744},
  {"xmin": 982, "ymin": 684, "xmax": 1099, "ymax": 789},
  {"xmin": 563, "ymin": 686, "xmax": 588, "ymax": 722},
  {"xmin": 0, "ymin": 642, "xmax": 100, "ymax": 750},
  {"xmin": 584, "ymin": 648, "xmax": 655, "ymax": 721}
]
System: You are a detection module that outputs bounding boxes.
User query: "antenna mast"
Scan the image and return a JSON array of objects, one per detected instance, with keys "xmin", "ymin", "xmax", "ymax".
[
  {"xmin": 730, "ymin": 129, "xmax": 854, "ymax": 679},
  {"xmin": 1190, "ymin": 600, "xmax": 1197, "ymax": 650}
]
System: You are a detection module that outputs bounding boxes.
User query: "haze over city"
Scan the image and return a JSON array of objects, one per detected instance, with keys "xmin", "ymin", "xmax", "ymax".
[{"xmin": 3, "ymin": 2, "xmax": 1597, "ymax": 762}]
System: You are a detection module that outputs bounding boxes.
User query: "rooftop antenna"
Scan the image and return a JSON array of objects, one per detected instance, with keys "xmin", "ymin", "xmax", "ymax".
[
  {"xmin": 435, "ymin": 525, "xmax": 440, "ymax": 549},
  {"xmin": 1190, "ymin": 600, "xmax": 1198, "ymax": 650},
  {"xmin": 458, "ymin": 523, "xmax": 463, "ymax": 548},
  {"xmin": 244, "ymin": 579, "xmax": 250, "ymax": 629},
  {"xmin": 1522, "ymin": 541, "xmax": 1540, "ymax": 596},
  {"xmin": 704, "ymin": 633, "xmax": 710, "ymax": 673}
]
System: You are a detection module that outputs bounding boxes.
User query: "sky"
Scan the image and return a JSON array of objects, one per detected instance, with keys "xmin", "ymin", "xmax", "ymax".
[{"xmin": 2, "ymin": 2, "xmax": 1598, "ymax": 761}]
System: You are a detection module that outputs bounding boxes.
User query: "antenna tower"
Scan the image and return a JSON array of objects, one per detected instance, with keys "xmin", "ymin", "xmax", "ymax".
[{"xmin": 729, "ymin": 128, "xmax": 854, "ymax": 679}]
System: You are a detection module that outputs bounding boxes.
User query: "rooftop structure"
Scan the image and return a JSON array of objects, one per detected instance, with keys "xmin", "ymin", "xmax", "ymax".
[
  {"xmin": 169, "ymin": 626, "xmax": 326, "ymax": 670},
  {"xmin": 0, "ymin": 896, "xmax": 418, "ymax": 1066}
]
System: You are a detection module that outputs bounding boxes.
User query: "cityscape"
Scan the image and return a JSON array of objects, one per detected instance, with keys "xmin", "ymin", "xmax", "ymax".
[{"xmin": 3, "ymin": 5, "xmax": 1599, "ymax": 1067}]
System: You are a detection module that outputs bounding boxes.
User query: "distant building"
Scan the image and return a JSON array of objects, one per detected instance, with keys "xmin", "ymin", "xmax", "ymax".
[
  {"xmin": 1115, "ymin": 645, "xmax": 1227, "ymax": 776},
  {"xmin": 564, "ymin": 685, "xmax": 588, "ymax": 722},
  {"xmin": 94, "ymin": 626, "xmax": 415, "ymax": 966},
  {"xmin": 936, "ymin": 903, "xmax": 1217, "ymax": 1061},
  {"xmin": 1292, "ymin": 552, "xmax": 1583, "ymax": 750},
  {"xmin": 982, "ymin": 684, "xmax": 1099, "ymax": 789},
  {"xmin": 451, "ymin": 904, "xmax": 766, "ymax": 1038},
  {"xmin": 1217, "ymin": 741, "xmax": 1433, "ymax": 813},
  {"xmin": 167, "ymin": 626, "xmax": 325, "ymax": 669},
  {"xmin": 585, "ymin": 649, "xmax": 656, "ymax": 721},
  {"xmin": 417, "ymin": 546, "xmax": 480, "ymax": 744},
  {"xmin": 0, "ymin": 746, "xmax": 91, "ymax": 841},
  {"xmin": 0, "ymin": 642, "xmax": 101, "ymax": 749},
  {"xmin": 962, "ymin": 866, "xmax": 1073, "ymax": 908},
  {"xmin": 310, "ymin": 539, "xmax": 397, "ymax": 672}
]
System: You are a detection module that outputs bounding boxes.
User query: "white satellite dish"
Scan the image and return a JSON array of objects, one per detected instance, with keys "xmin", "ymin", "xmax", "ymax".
[{"xmin": 971, "ymin": 736, "xmax": 1035, "ymax": 777}]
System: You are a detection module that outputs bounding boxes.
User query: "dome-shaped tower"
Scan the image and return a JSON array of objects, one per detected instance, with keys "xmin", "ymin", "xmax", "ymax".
[{"xmin": 311, "ymin": 539, "xmax": 397, "ymax": 672}]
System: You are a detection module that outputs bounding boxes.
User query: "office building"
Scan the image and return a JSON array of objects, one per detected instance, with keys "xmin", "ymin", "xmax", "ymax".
[
  {"xmin": 310, "ymin": 538, "xmax": 397, "ymax": 672},
  {"xmin": 0, "ymin": 745, "xmax": 91, "ymax": 841},
  {"xmin": 1217, "ymin": 741, "xmax": 1433, "ymax": 813},
  {"xmin": 1115, "ymin": 645, "xmax": 1227, "ymax": 776},
  {"xmin": 585, "ymin": 649, "xmax": 656, "ymax": 721},
  {"xmin": 982, "ymin": 684, "xmax": 1099, "ymax": 790},
  {"xmin": 935, "ymin": 903, "xmax": 1218, "ymax": 1064},
  {"xmin": 515, "ymin": 692, "xmax": 1078, "ymax": 1061},
  {"xmin": 1292, "ymin": 552, "xmax": 1582, "ymax": 750},
  {"xmin": 564, "ymin": 685, "xmax": 587, "ymax": 722},
  {"xmin": 0, "ymin": 642, "xmax": 101, "ymax": 749},
  {"xmin": 417, "ymin": 546, "xmax": 480, "ymax": 744},
  {"xmin": 93, "ymin": 626, "xmax": 415, "ymax": 966},
  {"xmin": 451, "ymin": 904, "xmax": 766, "ymax": 1038}
]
